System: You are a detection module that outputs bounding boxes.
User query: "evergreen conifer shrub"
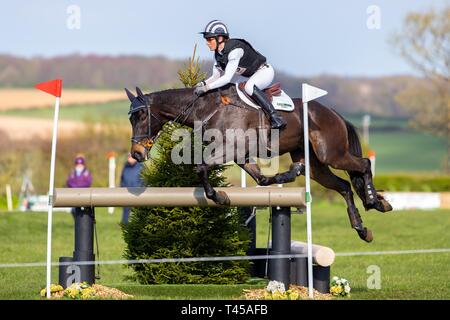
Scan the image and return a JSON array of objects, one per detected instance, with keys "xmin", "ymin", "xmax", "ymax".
[{"xmin": 122, "ymin": 123, "xmax": 251, "ymax": 284}]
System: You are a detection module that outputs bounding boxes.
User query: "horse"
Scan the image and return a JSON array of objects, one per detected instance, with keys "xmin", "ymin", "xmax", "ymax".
[{"xmin": 126, "ymin": 84, "xmax": 392, "ymax": 242}]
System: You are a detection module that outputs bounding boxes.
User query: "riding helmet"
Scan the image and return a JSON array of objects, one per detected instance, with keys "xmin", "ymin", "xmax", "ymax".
[{"xmin": 199, "ymin": 20, "xmax": 229, "ymax": 39}]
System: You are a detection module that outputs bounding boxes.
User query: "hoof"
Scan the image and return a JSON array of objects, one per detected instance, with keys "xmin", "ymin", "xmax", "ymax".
[
  {"xmin": 257, "ymin": 177, "xmax": 271, "ymax": 186},
  {"xmin": 373, "ymin": 195, "xmax": 393, "ymax": 213},
  {"xmin": 290, "ymin": 163, "xmax": 305, "ymax": 176},
  {"xmin": 364, "ymin": 228, "xmax": 374, "ymax": 242},
  {"xmin": 357, "ymin": 227, "xmax": 373, "ymax": 243},
  {"xmin": 215, "ymin": 191, "xmax": 231, "ymax": 206}
]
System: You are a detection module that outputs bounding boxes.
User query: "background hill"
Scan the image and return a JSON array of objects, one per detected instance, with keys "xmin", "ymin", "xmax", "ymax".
[{"xmin": 0, "ymin": 54, "xmax": 421, "ymax": 117}]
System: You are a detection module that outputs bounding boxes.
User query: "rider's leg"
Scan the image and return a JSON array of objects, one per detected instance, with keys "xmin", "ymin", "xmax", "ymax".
[{"xmin": 244, "ymin": 64, "xmax": 286, "ymax": 129}]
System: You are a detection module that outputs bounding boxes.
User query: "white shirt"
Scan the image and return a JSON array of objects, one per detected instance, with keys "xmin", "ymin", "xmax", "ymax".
[{"xmin": 204, "ymin": 48, "xmax": 244, "ymax": 90}]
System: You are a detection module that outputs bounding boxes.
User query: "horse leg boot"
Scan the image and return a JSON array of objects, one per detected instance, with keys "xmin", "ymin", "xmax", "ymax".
[
  {"xmin": 251, "ymin": 85, "xmax": 286, "ymax": 130},
  {"xmin": 196, "ymin": 164, "xmax": 230, "ymax": 205},
  {"xmin": 240, "ymin": 162, "xmax": 304, "ymax": 186},
  {"xmin": 340, "ymin": 186, "xmax": 373, "ymax": 242},
  {"xmin": 362, "ymin": 159, "xmax": 393, "ymax": 212}
]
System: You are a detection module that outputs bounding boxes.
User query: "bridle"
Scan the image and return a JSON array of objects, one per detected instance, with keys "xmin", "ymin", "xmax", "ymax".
[
  {"xmin": 128, "ymin": 95, "xmax": 163, "ymax": 151},
  {"xmin": 128, "ymin": 91, "xmax": 200, "ymax": 155}
]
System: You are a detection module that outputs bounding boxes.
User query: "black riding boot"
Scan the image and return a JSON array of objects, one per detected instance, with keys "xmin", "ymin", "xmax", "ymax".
[{"xmin": 252, "ymin": 86, "xmax": 287, "ymax": 129}]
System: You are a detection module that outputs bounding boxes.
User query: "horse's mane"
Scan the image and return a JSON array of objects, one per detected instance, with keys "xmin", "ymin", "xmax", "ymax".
[{"xmin": 148, "ymin": 83, "xmax": 236, "ymax": 104}]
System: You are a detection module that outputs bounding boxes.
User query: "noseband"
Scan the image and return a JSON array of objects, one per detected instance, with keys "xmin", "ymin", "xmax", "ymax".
[{"xmin": 128, "ymin": 98, "xmax": 163, "ymax": 151}]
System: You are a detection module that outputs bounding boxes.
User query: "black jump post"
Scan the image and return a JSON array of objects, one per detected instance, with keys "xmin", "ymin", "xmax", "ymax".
[
  {"xmin": 269, "ymin": 206, "xmax": 291, "ymax": 289},
  {"xmin": 244, "ymin": 206, "xmax": 331, "ymax": 294},
  {"xmin": 59, "ymin": 207, "xmax": 95, "ymax": 288}
]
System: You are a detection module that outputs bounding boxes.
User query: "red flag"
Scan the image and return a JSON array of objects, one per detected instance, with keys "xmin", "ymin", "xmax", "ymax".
[{"xmin": 35, "ymin": 79, "xmax": 62, "ymax": 97}]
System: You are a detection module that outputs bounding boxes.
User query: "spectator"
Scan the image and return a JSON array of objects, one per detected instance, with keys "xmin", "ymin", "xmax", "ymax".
[
  {"xmin": 66, "ymin": 154, "xmax": 93, "ymax": 218},
  {"xmin": 120, "ymin": 153, "xmax": 144, "ymax": 224}
]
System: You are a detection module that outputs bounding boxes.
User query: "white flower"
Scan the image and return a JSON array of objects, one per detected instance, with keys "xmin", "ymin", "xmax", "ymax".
[
  {"xmin": 336, "ymin": 280, "xmax": 342, "ymax": 285},
  {"xmin": 266, "ymin": 280, "xmax": 286, "ymax": 294},
  {"xmin": 332, "ymin": 276, "xmax": 339, "ymax": 281},
  {"xmin": 344, "ymin": 285, "xmax": 351, "ymax": 293}
]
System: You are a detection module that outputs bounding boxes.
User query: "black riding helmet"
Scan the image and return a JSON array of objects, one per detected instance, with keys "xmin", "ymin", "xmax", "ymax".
[{"xmin": 199, "ymin": 20, "xmax": 229, "ymax": 51}]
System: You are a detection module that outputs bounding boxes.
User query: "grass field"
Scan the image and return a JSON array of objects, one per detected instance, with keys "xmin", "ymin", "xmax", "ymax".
[
  {"xmin": 1, "ymin": 201, "xmax": 449, "ymax": 300},
  {"xmin": 0, "ymin": 99, "xmax": 128, "ymax": 122},
  {"xmin": 369, "ymin": 131, "xmax": 446, "ymax": 173},
  {"xmin": 0, "ymin": 88, "xmax": 125, "ymax": 111}
]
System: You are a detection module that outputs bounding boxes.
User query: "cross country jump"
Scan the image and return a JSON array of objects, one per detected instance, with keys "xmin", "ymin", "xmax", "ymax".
[{"xmin": 126, "ymin": 84, "xmax": 393, "ymax": 243}]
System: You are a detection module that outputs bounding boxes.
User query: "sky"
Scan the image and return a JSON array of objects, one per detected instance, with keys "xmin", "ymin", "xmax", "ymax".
[{"xmin": 1, "ymin": 0, "xmax": 448, "ymax": 77}]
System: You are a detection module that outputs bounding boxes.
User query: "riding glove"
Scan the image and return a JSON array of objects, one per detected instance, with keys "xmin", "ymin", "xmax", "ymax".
[{"xmin": 194, "ymin": 85, "xmax": 208, "ymax": 96}]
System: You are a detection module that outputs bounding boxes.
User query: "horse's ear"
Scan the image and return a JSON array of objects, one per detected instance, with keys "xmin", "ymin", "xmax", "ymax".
[
  {"xmin": 124, "ymin": 88, "xmax": 135, "ymax": 102},
  {"xmin": 136, "ymin": 87, "xmax": 145, "ymax": 99}
]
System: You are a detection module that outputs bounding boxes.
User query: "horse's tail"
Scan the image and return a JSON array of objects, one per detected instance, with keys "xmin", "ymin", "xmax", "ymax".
[{"xmin": 331, "ymin": 109, "xmax": 367, "ymax": 206}]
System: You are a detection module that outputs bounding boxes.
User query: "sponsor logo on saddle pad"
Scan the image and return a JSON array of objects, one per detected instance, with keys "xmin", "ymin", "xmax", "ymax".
[{"xmin": 236, "ymin": 83, "xmax": 295, "ymax": 112}]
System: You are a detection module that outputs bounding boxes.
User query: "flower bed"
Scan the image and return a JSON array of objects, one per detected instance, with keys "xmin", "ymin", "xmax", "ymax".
[{"xmin": 40, "ymin": 282, "xmax": 133, "ymax": 300}]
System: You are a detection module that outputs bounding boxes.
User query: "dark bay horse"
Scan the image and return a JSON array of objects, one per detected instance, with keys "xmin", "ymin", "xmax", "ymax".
[{"xmin": 126, "ymin": 84, "xmax": 392, "ymax": 242}]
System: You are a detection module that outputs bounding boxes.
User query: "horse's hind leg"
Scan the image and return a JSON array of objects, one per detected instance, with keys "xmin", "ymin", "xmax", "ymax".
[
  {"xmin": 348, "ymin": 167, "xmax": 393, "ymax": 213},
  {"xmin": 325, "ymin": 152, "xmax": 392, "ymax": 213},
  {"xmin": 238, "ymin": 161, "xmax": 304, "ymax": 186},
  {"xmin": 310, "ymin": 156, "xmax": 373, "ymax": 242}
]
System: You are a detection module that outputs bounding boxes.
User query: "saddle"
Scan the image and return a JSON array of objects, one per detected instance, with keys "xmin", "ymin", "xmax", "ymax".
[{"xmin": 238, "ymin": 82, "xmax": 282, "ymax": 102}]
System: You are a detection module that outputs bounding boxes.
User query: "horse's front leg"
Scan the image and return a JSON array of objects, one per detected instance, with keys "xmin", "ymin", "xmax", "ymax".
[{"xmin": 196, "ymin": 163, "xmax": 230, "ymax": 205}]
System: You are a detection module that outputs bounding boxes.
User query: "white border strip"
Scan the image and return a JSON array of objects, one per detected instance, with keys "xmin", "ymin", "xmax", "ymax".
[{"xmin": 0, "ymin": 248, "xmax": 449, "ymax": 269}]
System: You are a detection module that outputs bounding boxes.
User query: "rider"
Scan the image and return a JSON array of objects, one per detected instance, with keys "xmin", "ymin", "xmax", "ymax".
[{"xmin": 194, "ymin": 20, "xmax": 287, "ymax": 130}]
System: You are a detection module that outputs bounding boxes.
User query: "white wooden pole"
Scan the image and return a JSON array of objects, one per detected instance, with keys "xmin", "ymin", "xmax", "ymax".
[
  {"xmin": 108, "ymin": 153, "xmax": 116, "ymax": 214},
  {"xmin": 6, "ymin": 184, "xmax": 13, "ymax": 212},
  {"xmin": 46, "ymin": 96, "xmax": 60, "ymax": 298},
  {"xmin": 368, "ymin": 150, "xmax": 376, "ymax": 177},
  {"xmin": 240, "ymin": 167, "xmax": 246, "ymax": 188}
]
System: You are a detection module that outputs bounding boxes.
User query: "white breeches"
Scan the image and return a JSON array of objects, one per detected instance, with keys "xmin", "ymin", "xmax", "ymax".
[{"xmin": 242, "ymin": 63, "xmax": 275, "ymax": 96}]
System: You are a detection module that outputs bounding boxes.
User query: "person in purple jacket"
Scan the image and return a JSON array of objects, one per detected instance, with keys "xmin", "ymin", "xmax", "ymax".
[
  {"xmin": 66, "ymin": 155, "xmax": 92, "ymax": 188},
  {"xmin": 66, "ymin": 155, "xmax": 92, "ymax": 219}
]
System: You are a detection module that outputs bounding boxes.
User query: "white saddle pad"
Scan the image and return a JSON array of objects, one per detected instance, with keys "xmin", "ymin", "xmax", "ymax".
[{"xmin": 236, "ymin": 83, "xmax": 295, "ymax": 112}]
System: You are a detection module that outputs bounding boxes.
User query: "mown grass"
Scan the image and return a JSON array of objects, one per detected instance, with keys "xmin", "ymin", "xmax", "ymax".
[
  {"xmin": 0, "ymin": 200, "xmax": 449, "ymax": 300},
  {"xmin": 369, "ymin": 131, "xmax": 446, "ymax": 173}
]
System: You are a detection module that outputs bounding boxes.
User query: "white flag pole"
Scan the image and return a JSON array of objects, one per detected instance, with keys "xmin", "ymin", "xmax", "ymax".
[
  {"xmin": 302, "ymin": 83, "xmax": 327, "ymax": 299},
  {"xmin": 302, "ymin": 95, "xmax": 314, "ymax": 299},
  {"xmin": 46, "ymin": 96, "xmax": 60, "ymax": 298}
]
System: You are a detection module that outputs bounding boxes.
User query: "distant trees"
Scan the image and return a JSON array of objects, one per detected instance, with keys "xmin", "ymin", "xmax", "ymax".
[{"xmin": 391, "ymin": 6, "xmax": 450, "ymax": 172}]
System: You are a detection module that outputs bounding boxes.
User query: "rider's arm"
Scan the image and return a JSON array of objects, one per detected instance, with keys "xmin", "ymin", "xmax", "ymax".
[
  {"xmin": 206, "ymin": 48, "xmax": 244, "ymax": 90},
  {"xmin": 203, "ymin": 64, "xmax": 222, "ymax": 85}
]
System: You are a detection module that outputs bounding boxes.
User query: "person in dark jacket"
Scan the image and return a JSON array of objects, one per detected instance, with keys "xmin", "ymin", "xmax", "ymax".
[{"xmin": 120, "ymin": 153, "xmax": 144, "ymax": 224}]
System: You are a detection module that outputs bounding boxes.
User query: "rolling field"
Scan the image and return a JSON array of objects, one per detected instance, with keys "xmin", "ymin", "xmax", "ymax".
[
  {"xmin": 0, "ymin": 99, "xmax": 128, "ymax": 122},
  {"xmin": 0, "ymin": 201, "xmax": 449, "ymax": 300},
  {"xmin": 0, "ymin": 89, "xmax": 127, "ymax": 140},
  {"xmin": 0, "ymin": 88, "xmax": 125, "ymax": 111}
]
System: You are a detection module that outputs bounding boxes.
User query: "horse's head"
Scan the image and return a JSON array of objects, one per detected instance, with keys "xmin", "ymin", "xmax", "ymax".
[{"xmin": 126, "ymin": 87, "xmax": 160, "ymax": 162}]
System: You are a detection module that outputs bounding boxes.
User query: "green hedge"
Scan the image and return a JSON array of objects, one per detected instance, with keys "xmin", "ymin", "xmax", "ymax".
[{"xmin": 373, "ymin": 174, "xmax": 450, "ymax": 192}]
